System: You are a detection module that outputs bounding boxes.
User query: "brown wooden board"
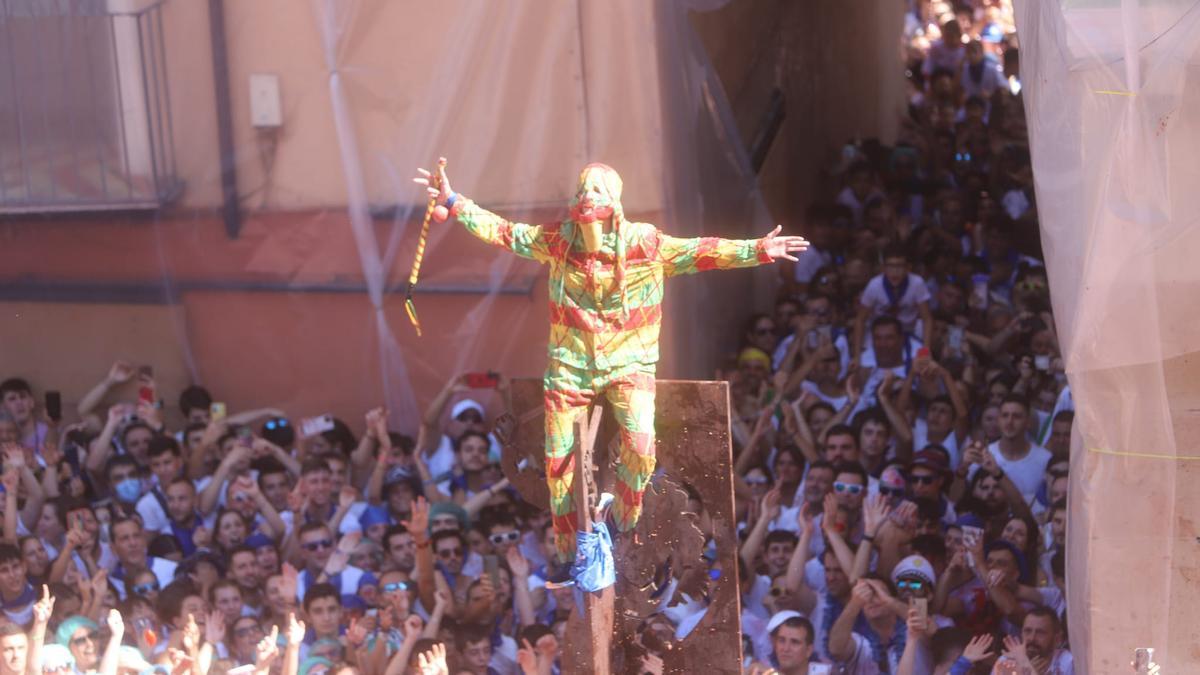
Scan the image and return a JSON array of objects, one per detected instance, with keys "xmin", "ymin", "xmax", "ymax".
[{"xmin": 501, "ymin": 379, "xmax": 742, "ymax": 674}]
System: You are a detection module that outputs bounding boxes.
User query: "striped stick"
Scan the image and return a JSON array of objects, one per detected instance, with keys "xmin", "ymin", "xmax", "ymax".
[{"xmin": 404, "ymin": 158, "xmax": 445, "ymax": 336}]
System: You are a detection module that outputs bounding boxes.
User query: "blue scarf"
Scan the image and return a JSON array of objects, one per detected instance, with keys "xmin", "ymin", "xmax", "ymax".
[{"xmin": 882, "ymin": 274, "xmax": 910, "ymax": 315}]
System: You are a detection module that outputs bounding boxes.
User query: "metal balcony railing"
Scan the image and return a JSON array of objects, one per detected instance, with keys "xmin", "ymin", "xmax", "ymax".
[{"xmin": 0, "ymin": 0, "xmax": 181, "ymax": 213}]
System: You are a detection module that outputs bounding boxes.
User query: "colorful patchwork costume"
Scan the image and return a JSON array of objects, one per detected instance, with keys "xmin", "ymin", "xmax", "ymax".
[{"xmin": 449, "ymin": 164, "xmax": 774, "ymax": 561}]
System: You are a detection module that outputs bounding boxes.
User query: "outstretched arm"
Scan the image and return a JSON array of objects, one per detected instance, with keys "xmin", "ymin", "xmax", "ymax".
[
  {"xmin": 415, "ymin": 159, "xmax": 558, "ymax": 263},
  {"xmin": 657, "ymin": 225, "xmax": 808, "ymax": 277}
]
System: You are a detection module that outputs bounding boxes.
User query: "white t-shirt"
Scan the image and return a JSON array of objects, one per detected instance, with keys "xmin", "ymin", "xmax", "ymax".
[
  {"xmin": 859, "ymin": 273, "xmax": 931, "ymax": 333},
  {"xmin": 923, "ymin": 39, "xmax": 965, "ymax": 75},
  {"xmin": 138, "ymin": 476, "xmax": 212, "ymax": 534},
  {"xmin": 961, "ymin": 55, "xmax": 1006, "ymax": 99},
  {"xmin": 833, "ymin": 632, "xmax": 884, "ymax": 675},
  {"xmin": 987, "ymin": 441, "xmax": 1052, "ymax": 504},
  {"xmin": 913, "ymin": 418, "xmax": 962, "ymax": 469}
]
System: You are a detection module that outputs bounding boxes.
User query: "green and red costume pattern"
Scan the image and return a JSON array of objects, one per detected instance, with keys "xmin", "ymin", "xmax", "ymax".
[{"xmin": 451, "ymin": 189, "xmax": 771, "ymax": 561}]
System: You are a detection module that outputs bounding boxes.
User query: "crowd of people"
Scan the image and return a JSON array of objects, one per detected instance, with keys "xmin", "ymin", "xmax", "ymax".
[
  {"xmin": 730, "ymin": 1, "xmax": 1073, "ymax": 673},
  {"xmin": 0, "ymin": 2, "xmax": 1067, "ymax": 675}
]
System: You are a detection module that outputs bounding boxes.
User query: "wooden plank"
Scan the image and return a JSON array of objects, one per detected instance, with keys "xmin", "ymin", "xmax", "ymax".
[{"xmin": 501, "ymin": 380, "xmax": 742, "ymax": 675}]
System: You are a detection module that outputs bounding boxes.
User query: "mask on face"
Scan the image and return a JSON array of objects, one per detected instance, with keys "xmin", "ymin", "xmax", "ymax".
[
  {"xmin": 568, "ymin": 164, "xmax": 622, "ymax": 225},
  {"xmin": 114, "ymin": 478, "xmax": 143, "ymax": 504}
]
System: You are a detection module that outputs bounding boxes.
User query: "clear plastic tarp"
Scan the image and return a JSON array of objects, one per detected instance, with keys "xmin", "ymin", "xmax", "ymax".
[
  {"xmin": 0, "ymin": 0, "xmax": 771, "ymax": 429},
  {"xmin": 1014, "ymin": 0, "xmax": 1200, "ymax": 670}
]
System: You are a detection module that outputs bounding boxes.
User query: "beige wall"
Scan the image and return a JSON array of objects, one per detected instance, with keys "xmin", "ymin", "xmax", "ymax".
[{"xmin": 161, "ymin": 0, "xmax": 674, "ymax": 213}]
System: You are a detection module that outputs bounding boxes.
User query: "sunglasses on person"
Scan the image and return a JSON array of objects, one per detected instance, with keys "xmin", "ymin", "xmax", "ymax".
[
  {"xmin": 879, "ymin": 486, "xmax": 905, "ymax": 498},
  {"xmin": 382, "ymin": 581, "xmax": 412, "ymax": 594},
  {"xmin": 301, "ymin": 539, "xmax": 334, "ymax": 552},
  {"xmin": 910, "ymin": 474, "xmax": 939, "ymax": 485},
  {"xmin": 234, "ymin": 624, "xmax": 263, "ymax": 639},
  {"xmin": 131, "ymin": 581, "xmax": 160, "ymax": 595},
  {"xmin": 896, "ymin": 579, "xmax": 927, "ymax": 592},
  {"xmin": 265, "ymin": 418, "xmax": 288, "ymax": 431},
  {"xmin": 70, "ymin": 632, "xmax": 97, "ymax": 648},
  {"xmin": 437, "ymin": 546, "xmax": 463, "ymax": 560},
  {"xmin": 488, "ymin": 531, "xmax": 520, "ymax": 546},
  {"xmin": 833, "ymin": 482, "xmax": 863, "ymax": 495}
]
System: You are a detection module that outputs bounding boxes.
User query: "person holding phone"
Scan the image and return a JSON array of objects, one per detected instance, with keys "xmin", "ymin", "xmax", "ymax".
[{"xmin": 414, "ymin": 160, "xmax": 809, "ymax": 569}]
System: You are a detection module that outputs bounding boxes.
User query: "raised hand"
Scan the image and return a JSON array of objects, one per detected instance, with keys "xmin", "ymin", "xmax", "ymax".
[
  {"xmin": 106, "ymin": 608, "xmax": 125, "ymax": 640},
  {"xmin": 849, "ymin": 579, "xmax": 874, "ymax": 607},
  {"xmin": 181, "ymin": 614, "xmax": 200, "ymax": 652},
  {"xmin": 364, "ymin": 407, "xmax": 387, "ymax": 441},
  {"xmin": 862, "ymin": 493, "xmax": 891, "ymax": 538},
  {"xmin": 191, "ymin": 527, "xmax": 212, "ymax": 550},
  {"xmin": 338, "ymin": 485, "xmax": 360, "ymax": 509},
  {"xmin": 492, "ymin": 413, "xmax": 517, "ymax": 448},
  {"xmin": 1002, "ymin": 635, "xmax": 1032, "ymax": 668},
  {"xmin": 962, "ymin": 634, "xmax": 995, "ymax": 662},
  {"xmin": 404, "ymin": 614, "xmax": 424, "ymax": 639},
  {"xmin": 797, "ymin": 501, "xmax": 815, "ymax": 538},
  {"xmin": 415, "ymin": 642, "xmax": 448, "ymax": 675},
  {"xmin": 760, "ymin": 487, "xmax": 782, "ymax": 522},
  {"xmin": 905, "ymin": 608, "xmax": 934, "ymax": 641},
  {"xmin": 280, "ymin": 563, "xmax": 298, "ymax": 601},
  {"xmin": 505, "ymin": 546, "xmax": 531, "ymax": 578},
  {"xmin": 31, "ymin": 585, "xmax": 54, "ymax": 626},
  {"xmin": 1, "ymin": 468, "xmax": 18, "ymax": 495},
  {"xmin": 891, "ymin": 500, "xmax": 918, "ymax": 537},
  {"xmin": 761, "ymin": 225, "xmax": 810, "ymax": 263},
  {"xmin": 402, "ymin": 496, "xmax": 430, "ymax": 537},
  {"xmin": 877, "ymin": 371, "xmax": 896, "ymax": 400},
  {"xmin": 255, "ymin": 625, "xmax": 280, "ymax": 666},
  {"xmin": 90, "ymin": 568, "xmax": 108, "ymax": 600},
  {"xmin": 106, "ymin": 404, "xmax": 129, "ymax": 428},
  {"xmin": 284, "ymin": 612, "xmax": 305, "ymax": 646},
  {"xmin": 863, "ymin": 578, "xmax": 893, "ymax": 603},
  {"xmin": 822, "ymin": 492, "xmax": 842, "ymax": 535},
  {"xmin": 204, "ymin": 609, "xmax": 225, "ymax": 645},
  {"xmin": 345, "ymin": 617, "xmax": 367, "ymax": 648},
  {"xmin": 107, "ymin": 361, "xmax": 135, "ymax": 385},
  {"xmin": 3, "ymin": 445, "xmax": 25, "ymax": 470},
  {"xmin": 516, "ymin": 639, "xmax": 538, "ymax": 675},
  {"xmin": 413, "ymin": 159, "xmax": 453, "ymax": 203}
]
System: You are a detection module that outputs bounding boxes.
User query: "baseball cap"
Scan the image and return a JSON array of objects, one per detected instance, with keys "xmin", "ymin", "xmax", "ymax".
[
  {"xmin": 891, "ymin": 554, "xmax": 937, "ymax": 587},
  {"xmin": 450, "ymin": 399, "xmax": 484, "ymax": 421},
  {"xmin": 39, "ymin": 644, "xmax": 73, "ymax": 672},
  {"xmin": 912, "ymin": 446, "xmax": 951, "ymax": 473},
  {"xmin": 766, "ymin": 610, "xmax": 805, "ymax": 634}
]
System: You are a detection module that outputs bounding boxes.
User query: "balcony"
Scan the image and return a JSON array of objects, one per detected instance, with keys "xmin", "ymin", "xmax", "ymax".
[{"xmin": 0, "ymin": 0, "xmax": 181, "ymax": 214}]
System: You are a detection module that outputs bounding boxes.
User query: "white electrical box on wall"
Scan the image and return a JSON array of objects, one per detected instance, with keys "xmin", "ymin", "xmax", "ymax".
[{"xmin": 249, "ymin": 73, "xmax": 282, "ymax": 128}]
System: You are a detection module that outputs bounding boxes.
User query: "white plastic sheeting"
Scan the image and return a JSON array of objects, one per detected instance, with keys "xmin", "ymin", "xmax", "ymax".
[{"xmin": 1014, "ymin": 0, "xmax": 1200, "ymax": 670}]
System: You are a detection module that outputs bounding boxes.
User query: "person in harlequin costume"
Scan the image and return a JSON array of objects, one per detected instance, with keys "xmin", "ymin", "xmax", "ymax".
[{"xmin": 414, "ymin": 159, "xmax": 808, "ymax": 564}]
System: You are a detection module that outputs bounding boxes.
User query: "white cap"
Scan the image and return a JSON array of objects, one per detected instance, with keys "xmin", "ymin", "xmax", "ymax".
[
  {"xmin": 766, "ymin": 609, "xmax": 805, "ymax": 634},
  {"xmin": 891, "ymin": 554, "xmax": 937, "ymax": 587},
  {"xmin": 40, "ymin": 645, "xmax": 73, "ymax": 672},
  {"xmin": 450, "ymin": 399, "xmax": 484, "ymax": 420}
]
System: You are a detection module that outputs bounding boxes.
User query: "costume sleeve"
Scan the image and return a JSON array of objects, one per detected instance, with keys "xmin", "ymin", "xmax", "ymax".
[
  {"xmin": 655, "ymin": 230, "xmax": 772, "ymax": 277},
  {"xmin": 451, "ymin": 196, "xmax": 558, "ymax": 264}
]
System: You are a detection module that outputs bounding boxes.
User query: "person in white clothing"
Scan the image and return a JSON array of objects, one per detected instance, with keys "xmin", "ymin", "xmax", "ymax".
[
  {"xmin": 991, "ymin": 607, "xmax": 1074, "ymax": 674},
  {"xmin": 987, "ymin": 396, "xmax": 1052, "ymax": 505},
  {"xmin": 853, "ymin": 245, "xmax": 933, "ymax": 360}
]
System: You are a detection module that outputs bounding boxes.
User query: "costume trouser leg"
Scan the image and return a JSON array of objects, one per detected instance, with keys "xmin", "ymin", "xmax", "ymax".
[{"xmin": 543, "ymin": 361, "xmax": 657, "ymax": 563}]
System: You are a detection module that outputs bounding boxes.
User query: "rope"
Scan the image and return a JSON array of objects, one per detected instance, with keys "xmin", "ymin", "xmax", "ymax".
[{"xmin": 404, "ymin": 158, "xmax": 444, "ymax": 336}]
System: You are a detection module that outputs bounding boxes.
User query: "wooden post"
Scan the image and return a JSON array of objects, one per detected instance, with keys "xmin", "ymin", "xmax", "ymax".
[{"xmin": 564, "ymin": 404, "xmax": 615, "ymax": 674}]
